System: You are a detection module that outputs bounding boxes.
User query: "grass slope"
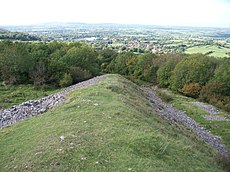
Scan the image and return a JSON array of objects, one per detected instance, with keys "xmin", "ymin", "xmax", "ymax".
[
  {"xmin": 0, "ymin": 74, "xmax": 223, "ymax": 172},
  {"xmin": 157, "ymin": 90, "xmax": 230, "ymax": 149}
]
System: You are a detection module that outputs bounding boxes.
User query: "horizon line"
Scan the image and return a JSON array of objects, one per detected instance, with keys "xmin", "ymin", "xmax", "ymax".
[{"xmin": 1, "ymin": 22, "xmax": 230, "ymax": 29}]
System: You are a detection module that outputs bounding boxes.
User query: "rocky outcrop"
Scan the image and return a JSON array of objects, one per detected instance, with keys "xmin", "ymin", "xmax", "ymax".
[
  {"xmin": 141, "ymin": 87, "xmax": 229, "ymax": 156},
  {"xmin": 0, "ymin": 76, "xmax": 106, "ymax": 128}
]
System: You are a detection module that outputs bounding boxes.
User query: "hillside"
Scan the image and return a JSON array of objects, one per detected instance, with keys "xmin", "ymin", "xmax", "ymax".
[{"xmin": 0, "ymin": 74, "xmax": 225, "ymax": 171}]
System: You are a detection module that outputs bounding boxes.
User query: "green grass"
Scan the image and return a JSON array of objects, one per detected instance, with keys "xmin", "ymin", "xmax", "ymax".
[
  {"xmin": 0, "ymin": 74, "xmax": 224, "ymax": 171},
  {"xmin": 0, "ymin": 84, "xmax": 60, "ymax": 110},
  {"xmin": 186, "ymin": 45, "xmax": 230, "ymax": 58},
  {"xmin": 157, "ymin": 89, "xmax": 230, "ymax": 149}
]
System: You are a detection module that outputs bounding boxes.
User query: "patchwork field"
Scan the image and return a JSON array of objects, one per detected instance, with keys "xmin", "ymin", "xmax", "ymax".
[{"xmin": 186, "ymin": 45, "xmax": 230, "ymax": 58}]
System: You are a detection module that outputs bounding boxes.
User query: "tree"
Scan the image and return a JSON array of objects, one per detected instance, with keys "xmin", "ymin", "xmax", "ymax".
[
  {"xmin": 157, "ymin": 59, "xmax": 179, "ymax": 87},
  {"xmin": 212, "ymin": 59, "xmax": 230, "ymax": 96},
  {"xmin": 170, "ymin": 54, "xmax": 216, "ymax": 91}
]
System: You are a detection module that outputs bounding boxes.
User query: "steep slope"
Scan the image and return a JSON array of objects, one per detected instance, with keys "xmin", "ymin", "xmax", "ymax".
[{"xmin": 0, "ymin": 74, "xmax": 223, "ymax": 171}]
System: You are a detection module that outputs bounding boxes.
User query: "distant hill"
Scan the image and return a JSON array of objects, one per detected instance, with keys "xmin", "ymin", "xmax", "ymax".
[{"xmin": 0, "ymin": 29, "xmax": 41, "ymax": 41}]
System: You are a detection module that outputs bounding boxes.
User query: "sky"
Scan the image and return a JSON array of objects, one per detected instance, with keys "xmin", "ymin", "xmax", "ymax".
[{"xmin": 1, "ymin": 0, "xmax": 230, "ymax": 27}]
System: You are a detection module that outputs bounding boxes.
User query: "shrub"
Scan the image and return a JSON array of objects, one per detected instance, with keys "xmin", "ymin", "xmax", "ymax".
[
  {"xmin": 59, "ymin": 73, "xmax": 73, "ymax": 87},
  {"xmin": 69, "ymin": 66, "xmax": 92, "ymax": 83},
  {"xmin": 157, "ymin": 92, "xmax": 174, "ymax": 103},
  {"xmin": 182, "ymin": 83, "xmax": 202, "ymax": 98},
  {"xmin": 199, "ymin": 81, "xmax": 230, "ymax": 112}
]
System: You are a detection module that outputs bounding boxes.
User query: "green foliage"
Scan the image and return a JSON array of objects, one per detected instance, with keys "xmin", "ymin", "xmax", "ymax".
[
  {"xmin": 107, "ymin": 52, "xmax": 136, "ymax": 75},
  {"xmin": 170, "ymin": 54, "xmax": 216, "ymax": 91},
  {"xmin": 157, "ymin": 59, "xmax": 179, "ymax": 87},
  {"xmin": 0, "ymin": 41, "xmax": 100, "ymax": 86},
  {"xmin": 212, "ymin": 59, "xmax": 230, "ymax": 96},
  {"xmin": 0, "ymin": 41, "xmax": 32, "ymax": 84},
  {"xmin": 62, "ymin": 45, "xmax": 100, "ymax": 76},
  {"xmin": 59, "ymin": 73, "xmax": 73, "ymax": 87},
  {"xmin": 69, "ymin": 66, "xmax": 92, "ymax": 83},
  {"xmin": 0, "ymin": 29, "xmax": 41, "ymax": 41}
]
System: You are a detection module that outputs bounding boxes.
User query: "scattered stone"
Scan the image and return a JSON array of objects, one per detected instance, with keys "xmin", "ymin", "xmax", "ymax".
[
  {"xmin": 35, "ymin": 152, "xmax": 42, "ymax": 156},
  {"xmin": 60, "ymin": 136, "xmax": 65, "ymax": 141},
  {"xmin": 81, "ymin": 157, "xmax": 87, "ymax": 161},
  {"xmin": 93, "ymin": 103, "xmax": 99, "ymax": 106}
]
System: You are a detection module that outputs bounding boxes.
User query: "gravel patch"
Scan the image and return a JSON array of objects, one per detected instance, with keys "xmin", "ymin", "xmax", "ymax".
[
  {"xmin": 203, "ymin": 115, "xmax": 229, "ymax": 121},
  {"xmin": 191, "ymin": 102, "xmax": 220, "ymax": 115}
]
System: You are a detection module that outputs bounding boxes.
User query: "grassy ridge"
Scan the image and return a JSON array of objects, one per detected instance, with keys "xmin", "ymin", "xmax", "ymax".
[{"xmin": 0, "ymin": 74, "xmax": 223, "ymax": 171}]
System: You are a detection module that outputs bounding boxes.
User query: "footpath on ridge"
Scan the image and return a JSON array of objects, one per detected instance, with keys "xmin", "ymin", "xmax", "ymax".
[{"xmin": 0, "ymin": 75, "xmax": 229, "ymax": 157}]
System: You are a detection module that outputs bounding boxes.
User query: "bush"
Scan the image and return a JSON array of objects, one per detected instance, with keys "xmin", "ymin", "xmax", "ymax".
[
  {"xmin": 157, "ymin": 92, "xmax": 174, "ymax": 103},
  {"xmin": 69, "ymin": 66, "xmax": 92, "ymax": 83},
  {"xmin": 182, "ymin": 83, "xmax": 202, "ymax": 98},
  {"xmin": 59, "ymin": 73, "xmax": 73, "ymax": 87},
  {"xmin": 199, "ymin": 81, "xmax": 230, "ymax": 112}
]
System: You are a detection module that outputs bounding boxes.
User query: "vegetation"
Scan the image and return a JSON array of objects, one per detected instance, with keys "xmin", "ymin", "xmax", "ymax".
[
  {"xmin": 0, "ymin": 83, "xmax": 60, "ymax": 109},
  {"xmin": 156, "ymin": 88, "xmax": 230, "ymax": 149},
  {"xmin": 0, "ymin": 29, "xmax": 41, "ymax": 41},
  {"xmin": 0, "ymin": 41, "xmax": 99, "ymax": 87},
  {"xmin": 105, "ymin": 52, "xmax": 230, "ymax": 112},
  {"xmin": 0, "ymin": 40, "xmax": 229, "ymax": 112},
  {"xmin": 0, "ymin": 75, "xmax": 224, "ymax": 171}
]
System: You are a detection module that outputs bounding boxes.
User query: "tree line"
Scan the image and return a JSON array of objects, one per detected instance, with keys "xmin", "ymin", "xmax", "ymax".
[
  {"xmin": 0, "ymin": 29, "xmax": 41, "ymax": 41},
  {"xmin": 104, "ymin": 52, "xmax": 230, "ymax": 112},
  {"xmin": 0, "ymin": 41, "xmax": 99, "ymax": 87},
  {"xmin": 0, "ymin": 40, "xmax": 229, "ymax": 112}
]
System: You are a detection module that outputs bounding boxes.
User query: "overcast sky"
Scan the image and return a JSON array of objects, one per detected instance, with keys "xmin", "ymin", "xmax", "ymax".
[{"xmin": 1, "ymin": 0, "xmax": 230, "ymax": 27}]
